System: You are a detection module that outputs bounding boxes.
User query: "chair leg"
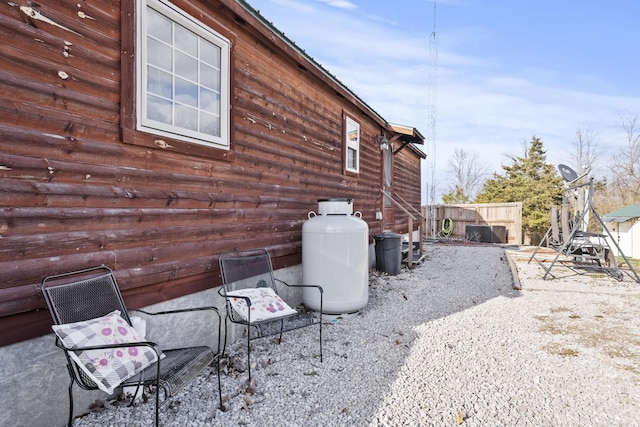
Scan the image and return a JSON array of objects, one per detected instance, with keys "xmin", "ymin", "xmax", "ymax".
[
  {"xmin": 221, "ymin": 316, "xmax": 230, "ymax": 360},
  {"xmin": 246, "ymin": 327, "xmax": 251, "ymax": 381},
  {"xmin": 278, "ymin": 319, "xmax": 284, "ymax": 344},
  {"xmin": 67, "ymin": 375, "xmax": 74, "ymax": 427},
  {"xmin": 127, "ymin": 380, "xmax": 143, "ymax": 407},
  {"xmin": 319, "ymin": 315, "xmax": 323, "ymax": 362},
  {"xmin": 216, "ymin": 356, "xmax": 224, "ymax": 411},
  {"xmin": 154, "ymin": 366, "xmax": 161, "ymax": 426},
  {"xmin": 217, "ymin": 315, "xmax": 225, "ymax": 411},
  {"xmin": 320, "ymin": 297, "xmax": 323, "ymax": 362}
]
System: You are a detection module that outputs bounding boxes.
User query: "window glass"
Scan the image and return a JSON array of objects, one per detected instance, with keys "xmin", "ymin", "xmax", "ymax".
[
  {"xmin": 384, "ymin": 145, "xmax": 392, "ymax": 187},
  {"xmin": 200, "ymin": 63, "xmax": 218, "ymax": 90},
  {"xmin": 201, "ymin": 88, "xmax": 220, "ymax": 114},
  {"xmin": 200, "ymin": 111, "xmax": 220, "ymax": 136},
  {"xmin": 147, "ymin": 38, "xmax": 172, "ymax": 70},
  {"xmin": 175, "ymin": 76, "xmax": 198, "ymax": 107},
  {"xmin": 147, "ymin": 95, "xmax": 172, "ymax": 123},
  {"xmin": 201, "ymin": 39, "xmax": 221, "ymax": 68},
  {"xmin": 347, "ymin": 147, "xmax": 357, "ymax": 170},
  {"xmin": 147, "ymin": 67, "xmax": 172, "ymax": 98},
  {"xmin": 383, "ymin": 143, "xmax": 393, "ymax": 206},
  {"xmin": 175, "ymin": 51, "xmax": 198, "ymax": 82},
  {"xmin": 148, "ymin": 7, "xmax": 172, "ymax": 43},
  {"xmin": 175, "ymin": 25, "xmax": 198, "ymax": 56}
]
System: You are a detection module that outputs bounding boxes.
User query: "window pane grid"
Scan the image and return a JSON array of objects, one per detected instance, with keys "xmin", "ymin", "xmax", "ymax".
[{"xmin": 145, "ymin": 4, "xmax": 223, "ymax": 139}]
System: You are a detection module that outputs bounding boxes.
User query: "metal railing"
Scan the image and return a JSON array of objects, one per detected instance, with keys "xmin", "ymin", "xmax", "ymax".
[{"xmin": 381, "ymin": 190, "xmax": 427, "ymax": 268}]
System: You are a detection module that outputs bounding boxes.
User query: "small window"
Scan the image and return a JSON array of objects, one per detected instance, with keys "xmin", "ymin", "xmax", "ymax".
[
  {"xmin": 137, "ymin": 0, "xmax": 230, "ymax": 149},
  {"xmin": 383, "ymin": 142, "xmax": 393, "ymax": 206},
  {"xmin": 344, "ymin": 115, "xmax": 360, "ymax": 173},
  {"xmin": 383, "ymin": 143, "xmax": 392, "ymax": 187}
]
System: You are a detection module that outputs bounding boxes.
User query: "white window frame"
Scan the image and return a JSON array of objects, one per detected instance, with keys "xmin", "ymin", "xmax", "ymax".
[
  {"xmin": 136, "ymin": 0, "xmax": 230, "ymax": 149},
  {"xmin": 345, "ymin": 115, "xmax": 360, "ymax": 173}
]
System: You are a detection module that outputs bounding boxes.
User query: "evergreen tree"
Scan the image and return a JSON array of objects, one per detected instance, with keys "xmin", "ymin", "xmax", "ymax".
[
  {"xmin": 442, "ymin": 185, "xmax": 471, "ymax": 204},
  {"xmin": 475, "ymin": 136, "xmax": 563, "ymax": 238}
]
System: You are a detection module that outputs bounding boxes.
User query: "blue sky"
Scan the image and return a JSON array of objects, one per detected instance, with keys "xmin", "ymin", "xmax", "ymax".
[{"xmin": 244, "ymin": 0, "xmax": 640, "ymax": 203}]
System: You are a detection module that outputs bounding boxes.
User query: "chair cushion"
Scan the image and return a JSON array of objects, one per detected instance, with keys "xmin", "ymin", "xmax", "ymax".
[
  {"xmin": 52, "ymin": 310, "xmax": 158, "ymax": 394},
  {"xmin": 226, "ymin": 287, "xmax": 297, "ymax": 322}
]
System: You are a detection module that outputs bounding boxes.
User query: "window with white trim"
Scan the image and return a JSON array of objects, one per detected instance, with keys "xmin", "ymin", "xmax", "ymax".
[
  {"xmin": 345, "ymin": 115, "xmax": 360, "ymax": 173},
  {"xmin": 137, "ymin": 0, "xmax": 230, "ymax": 149},
  {"xmin": 383, "ymin": 142, "xmax": 393, "ymax": 206}
]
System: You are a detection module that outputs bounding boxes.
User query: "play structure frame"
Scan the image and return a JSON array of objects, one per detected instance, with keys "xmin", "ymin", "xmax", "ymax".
[{"xmin": 528, "ymin": 172, "xmax": 640, "ymax": 283}]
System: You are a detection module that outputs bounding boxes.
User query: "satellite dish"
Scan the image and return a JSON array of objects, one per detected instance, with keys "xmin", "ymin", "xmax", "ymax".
[{"xmin": 558, "ymin": 164, "xmax": 579, "ymax": 182}]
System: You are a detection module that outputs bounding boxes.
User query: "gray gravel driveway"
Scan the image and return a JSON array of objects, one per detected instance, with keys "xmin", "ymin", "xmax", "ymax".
[{"xmin": 72, "ymin": 244, "xmax": 640, "ymax": 426}]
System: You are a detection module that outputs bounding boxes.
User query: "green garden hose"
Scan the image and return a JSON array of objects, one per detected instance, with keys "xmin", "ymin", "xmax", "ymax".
[{"xmin": 438, "ymin": 217, "xmax": 453, "ymax": 237}]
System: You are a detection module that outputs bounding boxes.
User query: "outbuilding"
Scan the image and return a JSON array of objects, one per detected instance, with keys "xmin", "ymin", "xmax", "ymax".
[{"xmin": 602, "ymin": 204, "xmax": 640, "ymax": 259}]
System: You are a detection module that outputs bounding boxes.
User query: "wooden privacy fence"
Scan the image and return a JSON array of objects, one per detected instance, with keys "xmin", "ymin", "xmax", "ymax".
[{"xmin": 423, "ymin": 202, "xmax": 523, "ymax": 244}]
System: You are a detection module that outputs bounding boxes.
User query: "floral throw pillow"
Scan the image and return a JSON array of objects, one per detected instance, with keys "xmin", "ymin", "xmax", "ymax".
[
  {"xmin": 227, "ymin": 287, "xmax": 297, "ymax": 323},
  {"xmin": 52, "ymin": 310, "xmax": 158, "ymax": 394}
]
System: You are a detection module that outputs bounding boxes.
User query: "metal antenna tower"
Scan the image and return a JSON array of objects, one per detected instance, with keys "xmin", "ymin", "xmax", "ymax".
[{"xmin": 427, "ymin": 0, "xmax": 438, "ymax": 238}]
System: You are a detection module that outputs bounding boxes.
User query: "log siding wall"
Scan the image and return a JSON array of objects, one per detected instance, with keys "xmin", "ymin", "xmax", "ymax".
[{"xmin": 0, "ymin": 0, "xmax": 423, "ymax": 346}]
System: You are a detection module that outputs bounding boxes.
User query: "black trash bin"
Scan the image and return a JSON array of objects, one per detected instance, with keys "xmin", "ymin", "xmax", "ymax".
[{"xmin": 374, "ymin": 232, "xmax": 402, "ymax": 275}]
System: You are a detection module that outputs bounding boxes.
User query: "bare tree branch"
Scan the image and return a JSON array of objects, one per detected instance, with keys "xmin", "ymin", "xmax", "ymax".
[
  {"xmin": 446, "ymin": 148, "xmax": 491, "ymax": 201},
  {"xmin": 608, "ymin": 112, "xmax": 640, "ymax": 206},
  {"xmin": 567, "ymin": 127, "xmax": 601, "ymax": 175}
]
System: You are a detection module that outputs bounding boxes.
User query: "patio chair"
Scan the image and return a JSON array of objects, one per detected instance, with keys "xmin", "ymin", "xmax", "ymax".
[
  {"xmin": 218, "ymin": 248, "xmax": 323, "ymax": 380},
  {"xmin": 39, "ymin": 265, "xmax": 223, "ymax": 427}
]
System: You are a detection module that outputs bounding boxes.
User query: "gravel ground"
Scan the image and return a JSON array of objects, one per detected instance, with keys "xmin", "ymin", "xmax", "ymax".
[{"xmin": 72, "ymin": 243, "xmax": 640, "ymax": 426}]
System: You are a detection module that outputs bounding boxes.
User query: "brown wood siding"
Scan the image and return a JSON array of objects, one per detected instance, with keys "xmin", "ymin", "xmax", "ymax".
[
  {"xmin": 0, "ymin": 0, "xmax": 421, "ymax": 346},
  {"xmin": 388, "ymin": 147, "xmax": 423, "ymax": 233}
]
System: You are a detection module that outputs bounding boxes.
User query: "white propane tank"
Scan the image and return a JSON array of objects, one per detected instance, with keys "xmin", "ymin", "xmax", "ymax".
[{"xmin": 302, "ymin": 198, "xmax": 369, "ymax": 314}]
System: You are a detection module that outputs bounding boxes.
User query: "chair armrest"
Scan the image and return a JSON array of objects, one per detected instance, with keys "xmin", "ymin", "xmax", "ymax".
[
  {"xmin": 275, "ymin": 278, "xmax": 324, "ymax": 294},
  {"xmin": 129, "ymin": 306, "xmax": 222, "ymax": 331},
  {"xmin": 55, "ymin": 338, "xmax": 160, "ymax": 355},
  {"xmin": 217, "ymin": 287, "xmax": 253, "ymax": 307},
  {"xmin": 130, "ymin": 306, "xmax": 220, "ymax": 317},
  {"xmin": 127, "ymin": 306, "xmax": 222, "ymax": 352}
]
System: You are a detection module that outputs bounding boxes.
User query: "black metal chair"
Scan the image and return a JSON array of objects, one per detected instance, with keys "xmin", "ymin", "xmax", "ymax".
[
  {"xmin": 218, "ymin": 248, "xmax": 323, "ymax": 380},
  {"xmin": 39, "ymin": 265, "xmax": 223, "ymax": 427}
]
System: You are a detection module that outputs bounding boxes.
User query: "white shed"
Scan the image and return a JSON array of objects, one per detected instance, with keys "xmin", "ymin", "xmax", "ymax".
[{"xmin": 602, "ymin": 204, "xmax": 640, "ymax": 259}]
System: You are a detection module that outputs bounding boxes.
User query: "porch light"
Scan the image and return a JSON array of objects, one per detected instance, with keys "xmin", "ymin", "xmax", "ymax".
[{"xmin": 378, "ymin": 134, "xmax": 389, "ymax": 150}]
